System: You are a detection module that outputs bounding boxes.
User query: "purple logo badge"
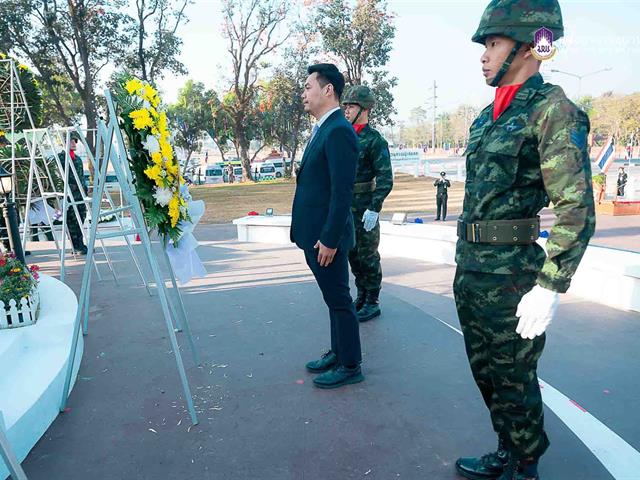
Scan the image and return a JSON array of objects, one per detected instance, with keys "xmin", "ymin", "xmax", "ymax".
[{"xmin": 531, "ymin": 27, "xmax": 557, "ymax": 61}]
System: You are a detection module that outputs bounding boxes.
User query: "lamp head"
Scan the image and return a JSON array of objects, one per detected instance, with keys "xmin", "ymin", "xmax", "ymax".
[{"xmin": 0, "ymin": 166, "xmax": 13, "ymax": 197}]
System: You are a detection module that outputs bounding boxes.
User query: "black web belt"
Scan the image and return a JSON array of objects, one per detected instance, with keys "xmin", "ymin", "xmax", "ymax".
[{"xmin": 457, "ymin": 217, "xmax": 540, "ymax": 245}]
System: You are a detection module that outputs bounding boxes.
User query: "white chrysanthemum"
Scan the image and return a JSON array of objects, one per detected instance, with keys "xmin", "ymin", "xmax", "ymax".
[
  {"xmin": 142, "ymin": 134, "xmax": 161, "ymax": 154},
  {"xmin": 153, "ymin": 187, "xmax": 173, "ymax": 206}
]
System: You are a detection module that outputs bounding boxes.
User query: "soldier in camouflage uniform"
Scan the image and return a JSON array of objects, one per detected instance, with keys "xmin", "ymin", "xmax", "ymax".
[
  {"xmin": 63, "ymin": 134, "xmax": 88, "ymax": 254},
  {"xmin": 341, "ymin": 86, "xmax": 393, "ymax": 322},
  {"xmin": 453, "ymin": 1, "xmax": 595, "ymax": 479}
]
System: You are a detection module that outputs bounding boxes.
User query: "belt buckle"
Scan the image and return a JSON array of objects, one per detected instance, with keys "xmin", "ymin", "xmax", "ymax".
[{"xmin": 471, "ymin": 223, "xmax": 480, "ymax": 243}]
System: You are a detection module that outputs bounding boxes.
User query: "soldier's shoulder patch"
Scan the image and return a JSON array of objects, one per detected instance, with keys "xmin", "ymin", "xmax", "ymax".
[{"xmin": 570, "ymin": 128, "xmax": 587, "ymax": 150}]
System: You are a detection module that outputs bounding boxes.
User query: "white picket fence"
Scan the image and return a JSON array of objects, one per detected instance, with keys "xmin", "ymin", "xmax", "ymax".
[{"xmin": 0, "ymin": 288, "xmax": 40, "ymax": 329}]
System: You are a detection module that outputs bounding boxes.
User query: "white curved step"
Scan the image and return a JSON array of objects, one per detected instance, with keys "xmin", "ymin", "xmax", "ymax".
[{"xmin": 0, "ymin": 275, "xmax": 82, "ymax": 480}]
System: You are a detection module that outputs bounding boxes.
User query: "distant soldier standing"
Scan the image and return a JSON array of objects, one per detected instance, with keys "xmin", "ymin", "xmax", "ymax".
[
  {"xmin": 453, "ymin": 1, "xmax": 595, "ymax": 479},
  {"xmin": 434, "ymin": 171, "xmax": 451, "ymax": 221},
  {"xmin": 342, "ymin": 86, "xmax": 393, "ymax": 322},
  {"xmin": 617, "ymin": 167, "xmax": 627, "ymax": 197},
  {"xmin": 64, "ymin": 133, "xmax": 88, "ymax": 255}
]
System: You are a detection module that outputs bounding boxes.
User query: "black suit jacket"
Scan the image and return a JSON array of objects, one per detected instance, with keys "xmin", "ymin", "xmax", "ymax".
[{"xmin": 290, "ymin": 109, "xmax": 358, "ymax": 251}]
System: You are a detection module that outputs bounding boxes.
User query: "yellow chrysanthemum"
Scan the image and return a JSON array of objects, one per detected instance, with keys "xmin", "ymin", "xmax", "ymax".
[
  {"xmin": 158, "ymin": 112, "xmax": 169, "ymax": 135},
  {"xmin": 125, "ymin": 79, "xmax": 143, "ymax": 96},
  {"xmin": 151, "ymin": 152, "xmax": 163, "ymax": 165},
  {"xmin": 18, "ymin": 64, "xmax": 29, "ymax": 71},
  {"xmin": 0, "ymin": 53, "xmax": 6, "ymax": 59},
  {"xmin": 129, "ymin": 109, "xmax": 154, "ymax": 130},
  {"xmin": 165, "ymin": 162, "xmax": 179, "ymax": 177},
  {"xmin": 159, "ymin": 138, "xmax": 173, "ymax": 161},
  {"xmin": 142, "ymin": 84, "xmax": 160, "ymax": 107},
  {"xmin": 168, "ymin": 196, "xmax": 180, "ymax": 227},
  {"xmin": 144, "ymin": 163, "xmax": 163, "ymax": 182}
]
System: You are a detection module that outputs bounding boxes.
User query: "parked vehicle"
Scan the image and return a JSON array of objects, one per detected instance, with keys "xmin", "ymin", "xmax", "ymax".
[{"xmin": 204, "ymin": 165, "xmax": 224, "ymax": 184}]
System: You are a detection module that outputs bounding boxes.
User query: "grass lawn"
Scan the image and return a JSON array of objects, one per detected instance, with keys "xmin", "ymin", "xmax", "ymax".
[{"xmin": 190, "ymin": 174, "xmax": 465, "ymax": 224}]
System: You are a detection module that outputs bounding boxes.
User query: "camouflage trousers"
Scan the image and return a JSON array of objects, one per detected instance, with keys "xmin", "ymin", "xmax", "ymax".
[
  {"xmin": 349, "ymin": 208, "xmax": 382, "ymax": 292},
  {"xmin": 67, "ymin": 189, "xmax": 87, "ymax": 251},
  {"xmin": 453, "ymin": 268, "xmax": 549, "ymax": 460}
]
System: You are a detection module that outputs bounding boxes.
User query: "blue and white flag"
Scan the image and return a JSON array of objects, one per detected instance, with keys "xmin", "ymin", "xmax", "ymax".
[{"xmin": 596, "ymin": 136, "xmax": 615, "ymax": 173}]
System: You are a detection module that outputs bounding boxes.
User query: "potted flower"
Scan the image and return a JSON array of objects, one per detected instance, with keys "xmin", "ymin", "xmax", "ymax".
[{"xmin": 0, "ymin": 253, "xmax": 40, "ymax": 328}]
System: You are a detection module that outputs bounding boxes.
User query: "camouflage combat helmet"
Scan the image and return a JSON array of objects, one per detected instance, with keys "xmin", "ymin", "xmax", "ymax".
[
  {"xmin": 472, "ymin": 0, "xmax": 564, "ymax": 45},
  {"xmin": 342, "ymin": 85, "xmax": 376, "ymax": 110},
  {"xmin": 473, "ymin": 0, "xmax": 564, "ymax": 87}
]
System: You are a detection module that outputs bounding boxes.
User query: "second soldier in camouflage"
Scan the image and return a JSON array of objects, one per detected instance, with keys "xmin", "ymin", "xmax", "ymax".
[
  {"xmin": 342, "ymin": 86, "xmax": 393, "ymax": 322},
  {"xmin": 454, "ymin": 1, "xmax": 595, "ymax": 480}
]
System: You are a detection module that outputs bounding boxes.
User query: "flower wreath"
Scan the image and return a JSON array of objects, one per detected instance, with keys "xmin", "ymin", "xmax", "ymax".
[{"xmin": 113, "ymin": 74, "xmax": 189, "ymax": 244}]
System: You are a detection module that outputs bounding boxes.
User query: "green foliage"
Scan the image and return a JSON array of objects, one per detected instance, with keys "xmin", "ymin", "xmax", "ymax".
[
  {"xmin": 315, "ymin": 0, "xmax": 397, "ymax": 126},
  {"xmin": 208, "ymin": 93, "xmax": 234, "ymax": 161},
  {"xmin": 124, "ymin": 0, "xmax": 190, "ymax": 82},
  {"xmin": 0, "ymin": 0, "xmax": 134, "ymax": 132},
  {"xmin": 589, "ymin": 92, "xmax": 640, "ymax": 146},
  {"xmin": 0, "ymin": 55, "xmax": 43, "ymax": 129},
  {"xmin": 39, "ymin": 70, "xmax": 84, "ymax": 126},
  {"xmin": 0, "ymin": 253, "xmax": 39, "ymax": 305},
  {"xmin": 592, "ymin": 173, "xmax": 606, "ymax": 186},
  {"xmin": 167, "ymin": 80, "xmax": 213, "ymax": 173}
]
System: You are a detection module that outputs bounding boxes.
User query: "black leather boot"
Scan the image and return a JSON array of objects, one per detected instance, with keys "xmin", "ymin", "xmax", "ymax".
[
  {"xmin": 357, "ymin": 289, "xmax": 381, "ymax": 322},
  {"xmin": 353, "ymin": 288, "xmax": 366, "ymax": 312},
  {"xmin": 455, "ymin": 439, "xmax": 509, "ymax": 479},
  {"xmin": 497, "ymin": 456, "xmax": 539, "ymax": 480}
]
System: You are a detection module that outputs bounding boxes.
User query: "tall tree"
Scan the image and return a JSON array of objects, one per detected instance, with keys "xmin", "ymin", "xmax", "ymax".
[
  {"xmin": 207, "ymin": 92, "xmax": 234, "ymax": 163},
  {"xmin": 315, "ymin": 0, "xmax": 397, "ymax": 126},
  {"xmin": 264, "ymin": 22, "xmax": 316, "ymax": 176},
  {"xmin": 0, "ymin": 0, "xmax": 133, "ymax": 147},
  {"xmin": 167, "ymin": 80, "xmax": 213, "ymax": 176},
  {"xmin": 221, "ymin": 0, "xmax": 290, "ymax": 181},
  {"xmin": 126, "ymin": 0, "xmax": 190, "ymax": 83},
  {"xmin": 39, "ymin": 69, "xmax": 84, "ymax": 125}
]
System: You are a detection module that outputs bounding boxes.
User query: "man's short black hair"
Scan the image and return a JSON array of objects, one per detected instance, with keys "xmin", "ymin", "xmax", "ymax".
[{"xmin": 307, "ymin": 63, "xmax": 345, "ymax": 100}]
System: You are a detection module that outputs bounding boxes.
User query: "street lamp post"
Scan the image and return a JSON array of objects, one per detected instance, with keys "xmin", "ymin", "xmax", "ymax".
[
  {"xmin": 0, "ymin": 166, "xmax": 25, "ymax": 264},
  {"xmin": 550, "ymin": 67, "xmax": 613, "ymax": 97}
]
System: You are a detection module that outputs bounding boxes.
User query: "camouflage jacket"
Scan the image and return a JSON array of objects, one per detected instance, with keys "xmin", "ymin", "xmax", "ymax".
[
  {"xmin": 456, "ymin": 73, "xmax": 595, "ymax": 293},
  {"xmin": 59, "ymin": 151, "xmax": 87, "ymax": 193},
  {"xmin": 353, "ymin": 124, "xmax": 393, "ymax": 212}
]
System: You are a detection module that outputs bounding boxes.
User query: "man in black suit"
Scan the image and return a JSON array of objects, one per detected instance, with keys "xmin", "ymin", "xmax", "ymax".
[{"xmin": 290, "ymin": 63, "xmax": 364, "ymax": 389}]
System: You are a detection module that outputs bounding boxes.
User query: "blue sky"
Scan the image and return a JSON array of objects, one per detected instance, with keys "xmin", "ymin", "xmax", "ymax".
[{"xmin": 157, "ymin": 0, "xmax": 640, "ymax": 120}]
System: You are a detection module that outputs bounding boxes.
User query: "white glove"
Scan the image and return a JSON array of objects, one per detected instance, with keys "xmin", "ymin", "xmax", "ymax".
[
  {"xmin": 515, "ymin": 285, "xmax": 559, "ymax": 339},
  {"xmin": 362, "ymin": 209, "xmax": 379, "ymax": 232}
]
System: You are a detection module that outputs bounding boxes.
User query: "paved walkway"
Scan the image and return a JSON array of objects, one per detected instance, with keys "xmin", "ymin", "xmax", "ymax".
[{"xmin": 17, "ymin": 225, "xmax": 639, "ymax": 479}]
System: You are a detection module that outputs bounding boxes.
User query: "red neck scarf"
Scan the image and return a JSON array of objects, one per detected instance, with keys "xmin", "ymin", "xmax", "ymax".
[
  {"xmin": 493, "ymin": 84, "xmax": 522, "ymax": 121},
  {"xmin": 69, "ymin": 150, "xmax": 76, "ymax": 160},
  {"xmin": 353, "ymin": 124, "xmax": 366, "ymax": 135}
]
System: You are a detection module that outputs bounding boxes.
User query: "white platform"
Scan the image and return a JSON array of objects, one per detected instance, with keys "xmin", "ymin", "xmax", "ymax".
[
  {"xmin": 232, "ymin": 215, "xmax": 640, "ymax": 313},
  {"xmin": 0, "ymin": 275, "xmax": 82, "ymax": 480}
]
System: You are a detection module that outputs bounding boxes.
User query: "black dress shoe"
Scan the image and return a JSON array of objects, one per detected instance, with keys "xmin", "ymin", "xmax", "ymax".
[
  {"xmin": 313, "ymin": 364, "xmax": 364, "ymax": 389},
  {"xmin": 305, "ymin": 351, "xmax": 337, "ymax": 373},
  {"xmin": 456, "ymin": 441, "xmax": 509, "ymax": 479}
]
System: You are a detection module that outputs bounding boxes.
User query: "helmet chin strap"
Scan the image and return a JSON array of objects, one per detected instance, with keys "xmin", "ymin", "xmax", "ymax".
[
  {"xmin": 351, "ymin": 106, "xmax": 365, "ymax": 125},
  {"xmin": 490, "ymin": 41, "xmax": 522, "ymax": 87}
]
